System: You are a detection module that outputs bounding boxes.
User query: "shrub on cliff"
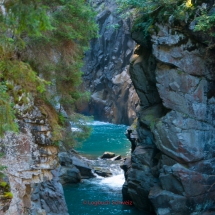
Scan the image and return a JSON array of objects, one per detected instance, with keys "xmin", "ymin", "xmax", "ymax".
[
  {"xmin": 116, "ymin": 0, "xmax": 215, "ymax": 41},
  {"xmin": 0, "ymin": 0, "xmax": 98, "ymax": 143}
]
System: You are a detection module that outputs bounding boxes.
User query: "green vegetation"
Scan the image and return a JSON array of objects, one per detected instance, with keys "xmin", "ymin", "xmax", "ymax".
[
  {"xmin": 23, "ymin": 0, "xmax": 98, "ymax": 108},
  {"xmin": 0, "ymin": 182, "xmax": 8, "ymax": 188},
  {"xmin": 0, "ymin": 155, "xmax": 10, "ymax": 199},
  {"xmin": 116, "ymin": 0, "xmax": 215, "ymax": 41},
  {"xmin": 0, "ymin": 1, "xmax": 98, "ymax": 144},
  {"xmin": 144, "ymin": 114, "xmax": 159, "ymax": 130},
  {"xmin": 194, "ymin": 8, "xmax": 215, "ymax": 37},
  {"xmin": 0, "ymin": 180, "xmax": 12, "ymax": 200},
  {"xmin": 3, "ymin": 191, "xmax": 13, "ymax": 199},
  {"xmin": 63, "ymin": 113, "xmax": 93, "ymax": 148},
  {"xmin": 0, "ymin": 83, "xmax": 18, "ymax": 136},
  {"xmin": 130, "ymin": 118, "xmax": 138, "ymax": 130},
  {"xmin": 106, "ymin": 23, "xmax": 121, "ymax": 30}
]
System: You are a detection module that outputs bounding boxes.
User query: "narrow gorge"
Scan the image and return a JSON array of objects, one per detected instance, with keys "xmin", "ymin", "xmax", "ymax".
[
  {"xmin": 79, "ymin": 0, "xmax": 139, "ymax": 125},
  {"xmin": 1, "ymin": 0, "xmax": 215, "ymax": 215}
]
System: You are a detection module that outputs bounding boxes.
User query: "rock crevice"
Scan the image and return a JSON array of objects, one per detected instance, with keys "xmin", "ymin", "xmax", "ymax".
[{"xmin": 123, "ymin": 22, "xmax": 215, "ymax": 215}]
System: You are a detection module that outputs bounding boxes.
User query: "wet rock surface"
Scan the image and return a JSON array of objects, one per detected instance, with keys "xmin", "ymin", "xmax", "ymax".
[
  {"xmin": 122, "ymin": 22, "xmax": 215, "ymax": 214},
  {"xmin": 94, "ymin": 167, "xmax": 113, "ymax": 177},
  {"xmin": 110, "ymin": 155, "xmax": 121, "ymax": 161},
  {"xmin": 80, "ymin": 0, "xmax": 139, "ymax": 125}
]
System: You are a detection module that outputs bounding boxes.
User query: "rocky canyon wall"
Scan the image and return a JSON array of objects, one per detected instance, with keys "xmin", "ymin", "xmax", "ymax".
[
  {"xmin": 80, "ymin": 0, "xmax": 139, "ymax": 125},
  {"xmin": 0, "ymin": 95, "xmax": 68, "ymax": 215},
  {"xmin": 123, "ymin": 19, "xmax": 215, "ymax": 215}
]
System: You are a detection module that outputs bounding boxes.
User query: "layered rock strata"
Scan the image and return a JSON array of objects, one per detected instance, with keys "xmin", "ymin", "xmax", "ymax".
[
  {"xmin": 80, "ymin": 0, "xmax": 139, "ymax": 125},
  {"xmin": 0, "ymin": 95, "xmax": 68, "ymax": 215},
  {"xmin": 123, "ymin": 23, "xmax": 215, "ymax": 214}
]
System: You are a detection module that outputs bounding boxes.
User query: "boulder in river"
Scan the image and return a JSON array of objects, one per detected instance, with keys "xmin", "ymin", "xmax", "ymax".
[
  {"xmin": 59, "ymin": 166, "xmax": 81, "ymax": 184},
  {"xmin": 100, "ymin": 152, "xmax": 115, "ymax": 159},
  {"xmin": 58, "ymin": 151, "xmax": 95, "ymax": 181},
  {"xmin": 71, "ymin": 155, "xmax": 95, "ymax": 178},
  {"xmin": 94, "ymin": 167, "xmax": 113, "ymax": 177}
]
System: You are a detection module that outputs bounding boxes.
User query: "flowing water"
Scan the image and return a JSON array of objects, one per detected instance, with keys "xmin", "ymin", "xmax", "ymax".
[
  {"xmin": 63, "ymin": 122, "xmax": 151, "ymax": 215},
  {"xmin": 74, "ymin": 121, "xmax": 131, "ymax": 159}
]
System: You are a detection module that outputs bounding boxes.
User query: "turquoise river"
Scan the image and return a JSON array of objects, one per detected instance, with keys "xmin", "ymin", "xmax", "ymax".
[{"xmin": 63, "ymin": 121, "xmax": 152, "ymax": 215}]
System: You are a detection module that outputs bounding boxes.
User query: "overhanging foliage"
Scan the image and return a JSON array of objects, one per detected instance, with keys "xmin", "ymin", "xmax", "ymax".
[{"xmin": 0, "ymin": 0, "xmax": 98, "ymax": 144}]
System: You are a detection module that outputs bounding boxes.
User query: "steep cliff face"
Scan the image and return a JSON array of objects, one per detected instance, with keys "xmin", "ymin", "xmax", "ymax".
[
  {"xmin": 0, "ymin": 95, "xmax": 68, "ymax": 215},
  {"xmin": 80, "ymin": 0, "xmax": 139, "ymax": 125},
  {"xmin": 123, "ymin": 23, "xmax": 215, "ymax": 214}
]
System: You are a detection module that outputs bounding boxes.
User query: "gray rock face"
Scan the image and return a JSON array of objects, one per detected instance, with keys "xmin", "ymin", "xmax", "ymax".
[
  {"xmin": 80, "ymin": 0, "xmax": 139, "ymax": 125},
  {"xmin": 129, "ymin": 45, "xmax": 161, "ymax": 108},
  {"xmin": 123, "ymin": 23, "xmax": 215, "ymax": 214},
  {"xmin": 121, "ymin": 40, "xmax": 166, "ymax": 212},
  {"xmin": 31, "ymin": 170, "xmax": 69, "ymax": 215},
  {"xmin": 0, "ymin": 95, "xmax": 68, "ymax": 215},
  {"xmin": 59, "ymin": 166, "xmax": 81, "ymax": 184}
]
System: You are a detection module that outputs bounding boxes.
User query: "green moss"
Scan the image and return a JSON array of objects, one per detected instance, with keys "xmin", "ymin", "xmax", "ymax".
[
  {"xmin": 5, "ymin": 83, "xmax": 14, "ymax": 91},
  {"xmin": 13, "ymin": 96, "xmax": 19, "ymax": 104},
  {"xmin": 0, "ymin": 182, "xmax": 7, "ymax": 187},
  {"xmin": 156, "ymin": 120, "xmax": 163, "ymax": 128},
  {"xmin": 17, "ymin": 89, "xmax": 23, "ymax": 96},
  {"xmin": 130, "ymin": 118, "xmax": 138, "ymax": 130},
  {"xmin": 3, "ymin": 191, "xmax": 13, "ymax": 199},
  {"xmin": 144, "ymin": 114, "xmax": 159, "ymax": 130},
  {"xmin": 0, "ymin": 177, "xmax": 11, "ymax": 199},
  {"xmin": 100, "ymin": 3, "xmax": 105, "ymax": 10},
  {"xmin": 177, "ymin": 70, "xmax": 183, "ymax": 75}
]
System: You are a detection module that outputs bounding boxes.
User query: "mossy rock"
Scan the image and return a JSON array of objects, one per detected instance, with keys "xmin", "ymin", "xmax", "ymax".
[
  {"xmin": 130, "ymin": 118, "xmax": 138, "ymax": 130},
  {"xmin": 13, "ymin": 95, "xmax": 19, "ymax": 104},
  {"xmin": 3, "ymin": 192, "xmax": 13, "ymax": 199},
  {"xmin": 0, "ymin": 182, "xmax": 7, "ymax": 188},
  {"xmin": 139, "ymin": 104, "xmax": 167, "ymax": 130},
  {"xmin": 6, "ymin": 83, "xmax": 14, "ymax": 91}
]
